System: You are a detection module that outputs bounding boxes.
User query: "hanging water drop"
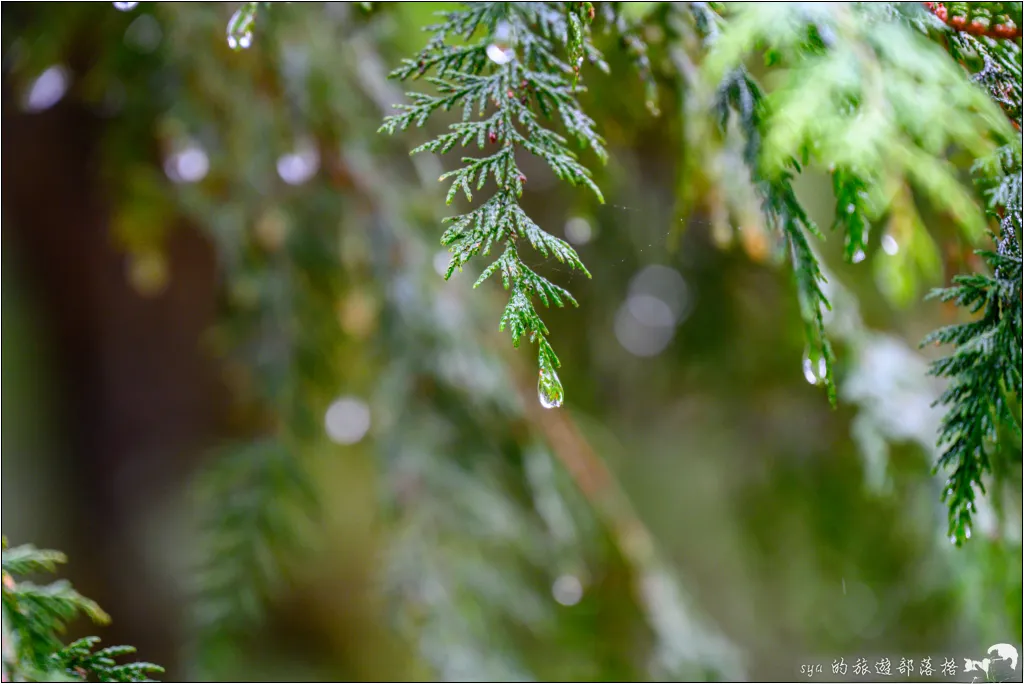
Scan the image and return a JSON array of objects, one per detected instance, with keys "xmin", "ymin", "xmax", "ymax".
[
  {"xmin": 486, "ymin": 44, "xmax": 514, "ymax": 65},
  {"xmin": 801, "ymin": 347, "xmax": 827, "ymax": 385},
  {"xmin": 228, "ymin": 31, "xmax": 253, "ymax": 51},
  {"xmin": 22, "ymin": 65, "xmax": 69, "ymax": 113},
  {"xmin": 113, "ymin": 1, "xmax": 139, "ymax": 10},
  {"xmin": 802, "ymin": 356, "xmax": 816, "ymax": 384},
  {"xmin": 163, "ymin": 141, "xmax": 209, "ymax": 184},
  {"xmin": 552, "ymin": 575, "xmax": 583, "ymax": 606},
  {"xmin": 538, "ymin": 367, "xmax": 564, "ymax": 409},
  {"xmin": 227, "ymin": 5, "xmax": 256, "ymax": 51}
]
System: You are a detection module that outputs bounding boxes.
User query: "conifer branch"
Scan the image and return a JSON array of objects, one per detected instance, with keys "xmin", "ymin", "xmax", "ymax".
[
  {"xmin": 380, "ymin": 2, "xmax": 608, "ymax": 408},
  {"xmin": 701, "ymin": 24, "xmax": 839, "ymax": 402},
  {"xmin": 924, "ymin": 19, "xmax": 1022, "ymax": 544},
  {"xmin": 698, "ymin": 1, "xmax": 1015, "ymax": 407},
  {"xmin": 2, "ymin": 538, "xmax": 164, "ymax": 683},
  {"xmin": 923, "ymin": 223, "xmax": 1022, "ymax": 543},
  {"xmin": 191, "ymin": 438, "xmax": 319, "ymax": 663},
  {"xmin": 924, "ymin": 2, "xmax": 1022, "ymax": 40}
]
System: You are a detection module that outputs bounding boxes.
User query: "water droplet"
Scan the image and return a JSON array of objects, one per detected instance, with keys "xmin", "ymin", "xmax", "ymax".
[
  {"xmin": 552, "ymin": 574, "xmax": 583, "ymax": 606},
  {"xmin": 163, "ymin": 142, "xmax": 209, "ymax": 183},
  {"xmin": 852, "ymin": 248, "xmax": 866, "ymax": 263},
  {"xmin": 881, "ymin": 235, "xmax": 899, "ymax": 255},
  {"xmin": 486, "ymin": 43, "xmax": 514, "ymax": 65},
  {"xmin": 949, "ymin": 535, "xmax": 958, "ymax": 545},
  {"xmin": 627, "ymin": 294, "xmax": 675, "ymax": 328},
  {"xmin": 846, "ymin": 203, "xmax": 855, "ymax": 214},
  {"xmin": 22, "ymin": 65, "xmax": 69, "ymax": 113},
  {"xmin": 227, "ymin": 7, "xmax": 255, "ymax": 51},
  {"xmin": 964, "ymin": 525, "xmax": 971, "ymax": 539},
  {"xmin": 325, "ymin": 397, "xmax": 371, "ymax": 445},
  {"xmin": 228, "ymin": 32, "xmax": 253, "ymax": 50},
  {"xmin": 538, "ymin": 367, "xmax": 564, "ymax": 409},
  {"xmin": 564, "ymin": 216, "xmax": 593, "ymax": 245},
  {"xmin": 113, "ymin": 1, "xmax": 139, "ymax": 10},
  {"xmin": 802, "ymin": 347, "xmax": 827, "ymax": 385},
  {"xmin": 276, "ymin": 139, "xmax": 319, "ymax": 185}
]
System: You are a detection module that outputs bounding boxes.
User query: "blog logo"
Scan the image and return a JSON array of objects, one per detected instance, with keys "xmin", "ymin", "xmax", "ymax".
[{"xmin": 964, "ymin": 644, "xmax": 1019, "ymax": 682}]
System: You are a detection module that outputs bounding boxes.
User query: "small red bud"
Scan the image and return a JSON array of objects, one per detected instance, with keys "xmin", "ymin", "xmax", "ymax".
[
  {"xmin": 968, "ymin": 20, "xmax": 987, "ymax": 35},
  {"xmin": 949, "ymin": 14, "xmax": 966, "ymax": 29},
  {"xmin": 935, "ymin": 5, "xmax": 947, "ymax": 21},
  {"xmin": 993, "ymin": 22, "xmax": 1018, "ymax": 38},
  {"xmin": 507, "ymin": 89, "xmax": 515, "ymax": 98},
  {"xmin": 517, "ymin": 174, "xmax": 526, "ymax": 184},
  {"xmin": 488, "ymin": 131, "xmax": 497, "ymax": 144}
]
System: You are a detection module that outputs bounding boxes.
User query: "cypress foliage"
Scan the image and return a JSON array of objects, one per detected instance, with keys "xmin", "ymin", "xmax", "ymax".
[
  {"xmin": 2, "ymin": 539, "xmax": 163, "ymax": 682},
  {"xmin": 380, "ymin": 3, "xmax": 610, "ymax": 409},
  {"xmin": 381, "ymin": 0, "xmax": 1022, "ymax": 542},
  {"xmin": 924, "ymin": 7, "xmax": 1023, "ymax": 544}
]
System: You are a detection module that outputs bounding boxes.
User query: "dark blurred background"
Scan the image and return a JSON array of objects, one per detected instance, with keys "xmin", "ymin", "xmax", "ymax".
[{"xmin": 1, "ymin": 3, "xmax": 1021, "ymax": 682}]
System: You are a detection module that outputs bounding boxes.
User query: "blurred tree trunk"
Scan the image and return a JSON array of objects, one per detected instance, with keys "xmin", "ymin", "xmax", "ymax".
[{"xmin": 2, "ymin": 77, "xmax": 223, "ymax": 676}]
